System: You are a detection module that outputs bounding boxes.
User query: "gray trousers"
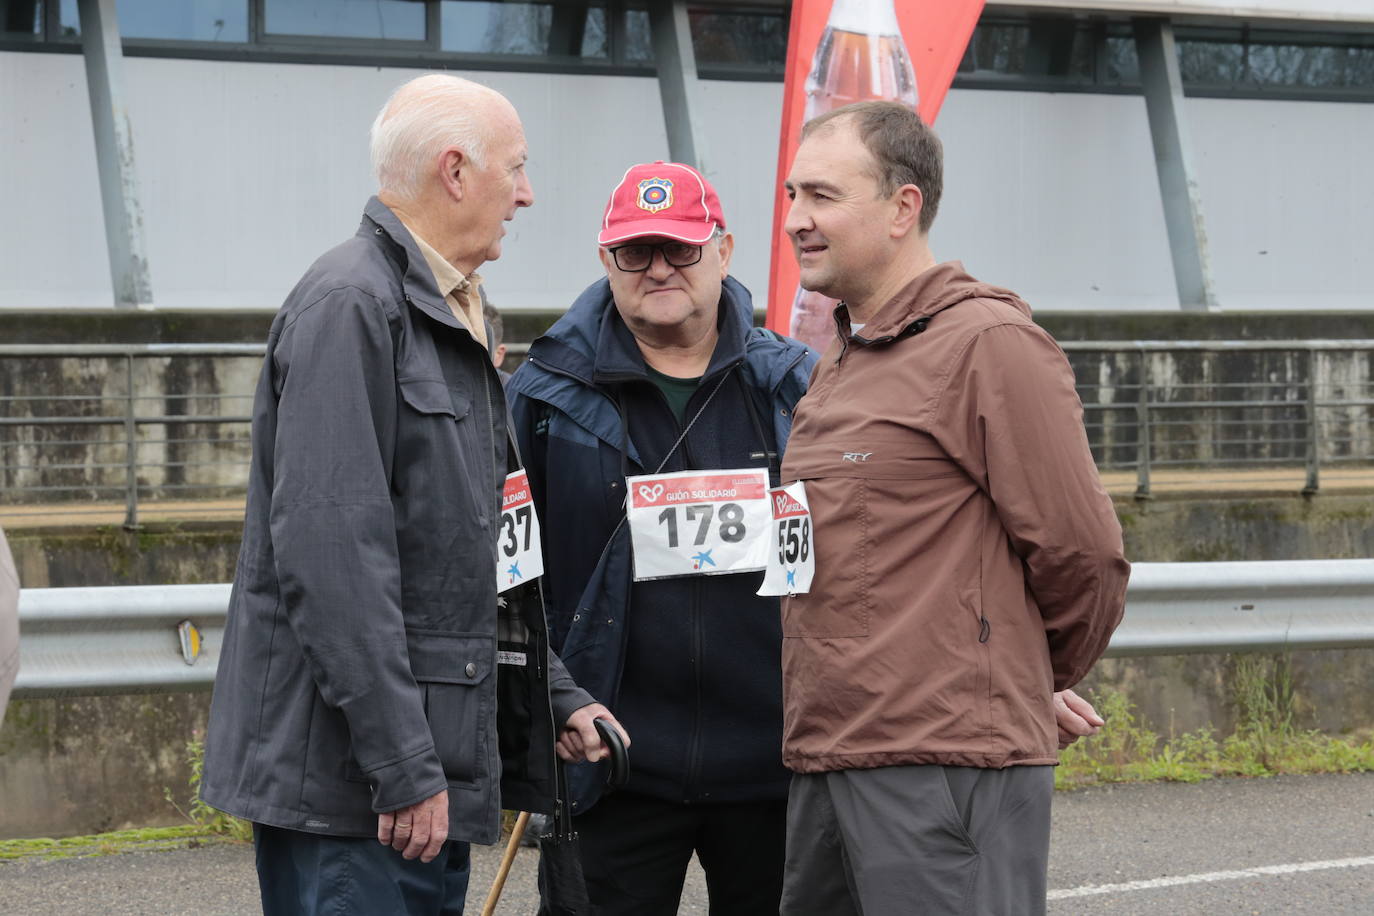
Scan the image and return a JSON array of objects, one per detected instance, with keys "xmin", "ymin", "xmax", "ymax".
[{"xmin": 780, "ymin": 764, "xmax": 1053, "ymax": 916}]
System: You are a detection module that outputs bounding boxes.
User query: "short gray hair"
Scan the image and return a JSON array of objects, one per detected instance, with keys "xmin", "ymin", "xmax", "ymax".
[{"xmin": 370, "ymin": 74, "xmax": 497, "ymax": 201}]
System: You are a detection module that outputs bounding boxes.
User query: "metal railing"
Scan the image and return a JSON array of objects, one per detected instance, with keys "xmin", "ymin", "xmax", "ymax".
[
  {"xmin": 10, "ymin": 560, "xmax": 1374, "ymax": 699},
  {"xmin": 1, "ymin": 340, "xmax": 1371, "ymax": 526},
  {"xmin": 0, "ymin": 344, "xmax": 264, "ymax": 527},
  {"xmin": 1061, "ymin": 340, "xmax": 1374, "ymax": 497}
]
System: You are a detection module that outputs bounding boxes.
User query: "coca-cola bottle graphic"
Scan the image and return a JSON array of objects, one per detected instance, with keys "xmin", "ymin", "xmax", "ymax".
[{"xmin": 789, "ymin": 0, "xmax": 919, "ymax": 351}]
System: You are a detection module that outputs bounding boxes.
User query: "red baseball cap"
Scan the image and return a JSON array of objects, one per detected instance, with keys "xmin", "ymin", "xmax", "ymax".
[{"xmin": 598, "ymin": 161, "xmax": 726, "ymax": 246}]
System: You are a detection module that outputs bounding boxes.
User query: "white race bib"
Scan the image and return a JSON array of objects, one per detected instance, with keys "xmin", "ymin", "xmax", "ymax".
[
  {"xmin": 496, "ymin": 470, "xmax": 544, "ymax": 593},
  {"xmin": 757, "ymin": 482, "xmax": 815, "ymax": 596},
  {"xmin": 626, "ymin": 468, "xmax": 770, "ymax": 581}
]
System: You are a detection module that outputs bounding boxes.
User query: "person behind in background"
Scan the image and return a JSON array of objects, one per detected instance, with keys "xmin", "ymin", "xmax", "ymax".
[
  {"xmin": 507, "ymin": 161, "xmax": 816, "ymax": 915},
  {"xmin": 201, "ymin": 73, "xmax": 624, "ymax": 916},
  {"xmin": 481, "ymin": 296, "xmax": 511, "ymax": 383},
  {"xmin": 777, "ymin": 101, "xmax": 1130, "ymax": 915}
]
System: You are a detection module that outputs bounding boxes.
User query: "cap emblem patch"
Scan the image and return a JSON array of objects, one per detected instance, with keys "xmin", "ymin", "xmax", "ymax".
[{"xmin": 636, "ymin": 178, "xmax": 674, "ymax": 213}]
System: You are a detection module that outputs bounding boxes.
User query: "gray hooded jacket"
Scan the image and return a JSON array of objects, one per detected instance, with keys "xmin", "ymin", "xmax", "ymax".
[{"xmin": 201, "ymin": 198, "xmax": 592, "ymax": 844}]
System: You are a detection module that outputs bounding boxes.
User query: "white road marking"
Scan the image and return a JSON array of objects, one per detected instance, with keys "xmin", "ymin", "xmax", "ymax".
[{"xmin": 1049, "ymin": 855, "xmax": 1374, "ymax": 899}]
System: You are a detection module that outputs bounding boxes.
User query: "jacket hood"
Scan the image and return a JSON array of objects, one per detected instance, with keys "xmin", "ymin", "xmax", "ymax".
[
  {"xmin": 844, "ymin": 261, "xmax": 1031, "ymax": 346},
  {"xmin": 527, "ymin": 273, "xmax": 761, "ymax": 384},
  {"xmin": 513, "ymin": 275, "xmax": 813, "ymax": 470}
]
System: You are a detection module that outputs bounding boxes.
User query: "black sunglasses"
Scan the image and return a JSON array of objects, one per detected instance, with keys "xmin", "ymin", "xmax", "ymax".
[{"xmin": 607, "ymin": 241, "xmax": 705, "ymax": 272}]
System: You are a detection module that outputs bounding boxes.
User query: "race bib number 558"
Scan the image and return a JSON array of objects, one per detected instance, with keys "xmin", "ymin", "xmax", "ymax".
[
  {"xmin": 626, "ymin": 469, "xmax": 770, "ymax": 581},
  {"xmin": 757, "ymin": 482, "xmax": 814, "ymax": 596}
]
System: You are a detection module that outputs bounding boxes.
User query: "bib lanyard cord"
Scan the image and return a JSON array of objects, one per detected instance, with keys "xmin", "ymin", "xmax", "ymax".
[
  {"xmin": 601, "ymin": 366, "xmax": 737, "ymax": 553},
  {"xmin": 734, "ymin": 371, "xmax": 779, "ymax": 479}
]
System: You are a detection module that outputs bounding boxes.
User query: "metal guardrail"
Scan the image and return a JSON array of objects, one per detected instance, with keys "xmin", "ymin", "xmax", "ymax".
[
  {"xmin": 10, "ymin": 560, "xmax": 1374, "ymax": 699},
  {"xmin": 1, "ymin": 340, "xmax": 1371, "ymax": 525},
  {"xmin": 14, "ymin": 584, "xmax": 228, "ymax": 696}
]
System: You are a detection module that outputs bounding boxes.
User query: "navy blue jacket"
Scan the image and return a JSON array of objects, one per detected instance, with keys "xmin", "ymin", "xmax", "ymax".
[{"xmin": 509, "ymin": 276, "xmax": 816, "ymax": 813}]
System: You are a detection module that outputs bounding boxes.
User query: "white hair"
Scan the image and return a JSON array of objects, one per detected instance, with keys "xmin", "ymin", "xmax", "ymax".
[{"xmin": 370, "ymin": 74, "xmax": 501, "ymax": 202}]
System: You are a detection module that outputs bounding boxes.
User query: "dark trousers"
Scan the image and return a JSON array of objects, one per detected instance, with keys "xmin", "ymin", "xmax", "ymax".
[
  {"xmin": 780, "ymin": 765, "xmax": 1054, "ymax": 916},
  {"xmin": 254, "ymin": 823, "xmax": 471, "ymax": 916},
  {"xmin": 568, "ymin": 791, "xmax": 787, "ymax": 916}
]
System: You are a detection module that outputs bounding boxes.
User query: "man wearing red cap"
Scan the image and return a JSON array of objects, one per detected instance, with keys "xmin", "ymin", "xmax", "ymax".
[{"xmin": 509, "ymin": 162, "xmax": 818, "ymax": 914}]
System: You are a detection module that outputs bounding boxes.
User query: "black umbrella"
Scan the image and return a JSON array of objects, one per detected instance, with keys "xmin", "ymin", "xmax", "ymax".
[
  {"xmin": 480, "ymin": 718, "xmax": 628, "ymax": 916},
  {"xmin": 536, "ymin": 718, "xmax": 629, "ymax": 915}
]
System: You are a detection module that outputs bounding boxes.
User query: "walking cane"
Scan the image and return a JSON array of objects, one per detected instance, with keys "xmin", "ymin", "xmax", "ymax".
[{"xmin": 480, "ymin": 811, "xmax": 531, "ymax": 916}]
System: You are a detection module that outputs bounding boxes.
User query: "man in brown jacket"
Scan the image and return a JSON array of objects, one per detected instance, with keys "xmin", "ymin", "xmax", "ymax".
[{"xmin": 777, "ymin": 101, "xmax": 1131, "ymax": 915}]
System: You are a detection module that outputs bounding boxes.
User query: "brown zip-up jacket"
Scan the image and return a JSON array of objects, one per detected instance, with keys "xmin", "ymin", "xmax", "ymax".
[{"xmin": 780, "ymin": 262, "xmax": 1129, "ymax": 773}]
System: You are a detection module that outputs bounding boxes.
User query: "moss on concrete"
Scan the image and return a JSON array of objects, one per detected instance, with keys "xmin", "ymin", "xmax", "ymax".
[{"xmin": 0, "ymin": 825, "xmax": 238, "ymax": 861}]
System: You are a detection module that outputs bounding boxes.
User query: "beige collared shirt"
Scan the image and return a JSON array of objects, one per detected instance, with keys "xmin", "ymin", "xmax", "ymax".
[{"xmin": 399, "ymin": 220, "xmax": 487, "ymax": 350}]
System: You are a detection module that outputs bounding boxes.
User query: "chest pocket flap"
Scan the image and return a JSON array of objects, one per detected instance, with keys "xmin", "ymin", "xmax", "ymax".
[{"xmin": 399, "ymin": 377, "xmax": 471, "ymax": 421}]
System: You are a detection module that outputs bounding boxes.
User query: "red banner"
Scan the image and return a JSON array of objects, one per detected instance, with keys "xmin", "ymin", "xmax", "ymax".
[{"xmin": 765, "ymin": 0, "xmax": 985, "ymax": 349}]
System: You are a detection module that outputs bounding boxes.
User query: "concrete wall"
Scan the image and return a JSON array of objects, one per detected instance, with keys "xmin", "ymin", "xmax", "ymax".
[
  {"xmin": 2, "ymin": 51, "xmax": 1371, "ymax": 313},
  {"xmin": 1, "ymin": 491, "xmax": 1373, "ymax": 839}
]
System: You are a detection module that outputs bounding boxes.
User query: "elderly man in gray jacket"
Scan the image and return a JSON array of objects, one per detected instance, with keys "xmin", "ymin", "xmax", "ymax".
[{"xmin": 202, "ymin": 75, "xmax": 625, "ymax": 916}]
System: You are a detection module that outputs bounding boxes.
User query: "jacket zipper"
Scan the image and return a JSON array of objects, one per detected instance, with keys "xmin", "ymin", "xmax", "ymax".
[{"xmin": 678, "ymin": 411, "xmax": 706, "ymax": 802}]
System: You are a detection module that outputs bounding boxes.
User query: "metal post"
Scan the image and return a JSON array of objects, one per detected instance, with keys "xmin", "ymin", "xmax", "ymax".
[
  {"xmin": 78, "ymin": 0, "xmax": 154, "ymax": 309},
  {"xmin": 1304, "ymin": 349, "xmax": 1321, "ymax": 495},
  {"xmin": 1135, "ymin": 351, "xmax": 1152, "ymax": 499},
  {"xmin": 1133, "ymin": 18, "xmax": 1217, "ymax": 312},
  {"xmin": 647, "ymin": 0, "xmax": 709, "ymax": 172},
  {"xmin": 124, "ymin": 354, "xmax": 139, "ymax": 528}
]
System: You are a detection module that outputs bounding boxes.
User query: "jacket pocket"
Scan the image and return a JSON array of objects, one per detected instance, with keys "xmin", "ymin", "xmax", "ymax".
[
  {"xmin": 399, "ymin": 376, "xmax": 471, "ymax": 421},
  {"xmin": 781, "ymin": 477, "xmax": 870, "ymax": 638},
  {"xmin": 407, "ymin": 628, "xmax": 492, "ymax": 788}
]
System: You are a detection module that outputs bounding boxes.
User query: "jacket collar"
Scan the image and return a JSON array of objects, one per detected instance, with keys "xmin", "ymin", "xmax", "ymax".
[
  {"xmin": 360, "ymin": 196, "xmax": 464, "ymax": 331},
  {"xmin": 834, "ymin": 261, "xmax": 1031, "ymax": 349},
  {"xmin": 516, "ymin": 275, "xmax": 762, "ymax": 466},
  {"xmin": 530, "ymin": 274, "xmax": 757, "ymax": 387},
  {"xmin": 590, "ymin": 278, "xmax": 754, "ymax": 386}
]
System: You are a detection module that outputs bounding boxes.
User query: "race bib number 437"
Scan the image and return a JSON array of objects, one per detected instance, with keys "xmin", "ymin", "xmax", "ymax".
[
  {"xmin": 496, "ymin": 470, "xmax": 544, "ymax": 593},
  {"xmin": 626, "ymin": 469, "xmax": 770, "ymax": 581}
]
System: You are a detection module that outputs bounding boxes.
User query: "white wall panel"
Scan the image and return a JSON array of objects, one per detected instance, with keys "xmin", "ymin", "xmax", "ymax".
[{"xmin": 1, "ymin": 51, "xmax": 1369, "ymax": 313}]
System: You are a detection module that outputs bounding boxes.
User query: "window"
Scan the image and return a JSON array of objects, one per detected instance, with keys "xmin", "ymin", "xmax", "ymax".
[
  {"xmin": 3, "ymin": 2, "xmax": 1371, "ymax": 100},
  {"xmin": 265, "ymin": 0, "xmax": 426, "ymax": 42},
  {"xmin": 1179, "ymin": 30, "xmax": 1374, "ymax": 91},
  {"xmin": 689, "ymin": 8, "xmax": 786, "ymax": 71},
  {"xmin": 440, "ymin": 1, "xmax": 608, "ymax": 58},
  {"xmin": 1, "ymin": 0, "xmax": 42, "ymax": 39},
  {"xmin": 955, "ymin": 16, "xmax": 1374, "ymax": 97},
  {"xmin": 52, "ymin": 0, "xmax": 248, "ymax": 42},
  {"xmin": 120, "ymin": 0, "xmax": 247, "ymax": 43}
]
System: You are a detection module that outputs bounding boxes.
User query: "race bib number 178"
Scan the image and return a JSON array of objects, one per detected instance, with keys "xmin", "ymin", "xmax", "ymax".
[{"xmin": 626, "ymin": 469, "xmax": 770, "ymax": 581}]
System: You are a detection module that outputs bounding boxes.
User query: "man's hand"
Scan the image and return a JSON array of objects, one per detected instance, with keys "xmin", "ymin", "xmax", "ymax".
[
  {"xmin": 1054, "ymin": 688, "xmax": 1105, "ymax": 749},
  {"xmin": 557, "ymin": 703, "xmax": 630, "ymax": 763},
  {"xmin": 377, "ymin": 788, "xmax": 448, "ymax": 862}
]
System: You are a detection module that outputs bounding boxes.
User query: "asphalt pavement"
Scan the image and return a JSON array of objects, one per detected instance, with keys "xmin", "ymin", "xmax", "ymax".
[{"xmin": 1, "ymin": 772, "xmax": 1370, "ymax": 914}]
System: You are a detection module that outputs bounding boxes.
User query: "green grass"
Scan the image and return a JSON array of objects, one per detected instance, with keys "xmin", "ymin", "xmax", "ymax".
[
  {"xmin": 163, "ymin": 734, "xmax": 254, "ymax": 843},
  {"xmin": 1057, "ymin": 658, "xmax": 1374, "ymax": 790},
  {"xmin": 0, "ymin": 825, "xmax": 236, "ymax": 861}
]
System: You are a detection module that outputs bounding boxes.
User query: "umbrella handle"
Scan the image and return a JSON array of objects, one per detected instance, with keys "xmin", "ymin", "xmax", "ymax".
[
  {"xmin": 480, "ymin": 810, "xmax": 530, "ymax": 916},
  {"xmin": 594, "ymin": 717, "xmax": 630, "ymax": 790}
]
